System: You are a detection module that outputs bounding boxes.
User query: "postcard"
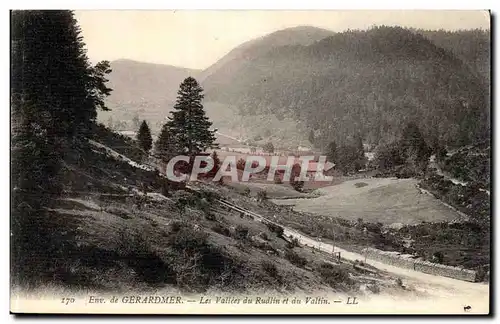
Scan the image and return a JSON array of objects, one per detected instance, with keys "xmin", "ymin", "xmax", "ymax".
[{"xmin": 10, "ymin": 9, "xmax": 491, "ymax": 315}]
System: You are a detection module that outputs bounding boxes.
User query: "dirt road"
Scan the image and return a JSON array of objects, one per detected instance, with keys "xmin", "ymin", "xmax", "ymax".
[{"xmin": 217, "ymin": 197, "xmax": 489, "ymax": 314}]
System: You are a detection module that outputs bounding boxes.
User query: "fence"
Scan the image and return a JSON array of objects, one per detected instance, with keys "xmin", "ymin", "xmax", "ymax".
[{"xmin": 361, "ymin": 247, "xmax": 477, "ymax": 282}]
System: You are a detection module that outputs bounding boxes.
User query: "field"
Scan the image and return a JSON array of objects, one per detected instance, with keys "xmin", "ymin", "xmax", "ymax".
[{"xmin": 271, "ymin": 178, "xmax": 462, "ymax": 226}]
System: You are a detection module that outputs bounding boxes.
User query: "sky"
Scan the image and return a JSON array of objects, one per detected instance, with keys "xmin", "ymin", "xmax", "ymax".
[{"xmin": 74, "ymin": 10, "xmax": 490, "ymax": 70}]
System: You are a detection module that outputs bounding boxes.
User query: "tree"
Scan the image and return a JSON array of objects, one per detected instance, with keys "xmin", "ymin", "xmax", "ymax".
[
  {"xmin": 11, "ymin": 10, "xmax": 112, "ymax": 283},
  {"xmin": 263, "ymin": 142, "xmax": 274, "ymax": 154},
  {"xmin": 325, "ymin": 141, "xmax": 337, "ymax": 164},
  {"xmin": 400, "ymin": 122, "xmax": 431, "ymax": 171},
  {"xmin": 354, "ymin": 133, "xmax": 366, "ymax": 170},
  {"xmin": 137, "ymin": 120, "xmax": 153, "ymax": 153},
  {"xmin": 308, "ymin": 130, "xmax": 315, "ymax": 146},
  {"xmin": 132, "ymin": 113, "xmax": 141, "ymax": 130},
  {"xmin": 290, "ymin": 163, "xmax": 305, "ymax": 192},
  {"xmin": 165, "ymin": 77, "xmax": 218, "ymax": 156},
  {"xmin": 207, "ymin": 151, "xmax": 221, "ymax": 179},
  {"xmin": 11, "ymin": 10, "xmax": 112, "ymax": 208},
  {"xmin": 373, "ymin": 141, "xmax": 404, "ymax": 171},
  {"xmin": 155, "ymin": 124, "xmax": 176, "ymax": 163}
]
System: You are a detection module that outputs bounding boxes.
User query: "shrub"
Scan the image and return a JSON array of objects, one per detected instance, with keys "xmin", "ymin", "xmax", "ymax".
[
  {"xmin": 234, "ymin": 225, "xmax": 249, "ymax": 240},
  {"xmin": 205, "ymin": 211, "xmax": 217, "ymax": 221},
  {"xmin": 367, "ymin": 283, "xmax": 381, "ymax": 294},
  {"xmin": 291, "ymin": 180, "xmax": 304, "ymax": 192},
  {"xmin": 166, "ymin": 225, "xmax": 232, "ymax": 291},
  {"xmin": 265, "ymin": 222, "xmax": 284, "ymax": 238},
  {"xmin": 236, "ymin": 158, "xmax": 246, "ymax": 170},
  {"xmin": 212, "ymin": 223, "xmax": 231, "ymax": 237},
  {"xmin": 286, "ymin": 237, "xmax": 300, "ymax": 248},
  {"xmin": 285, "ymin": 250, "xmax": 307, "ymax": 267},
  {"xmin": 316, "ymin": 262, "xmax": 353, "ymax": 288},
  {"xmin": 104, "ymin": 206, "xmax": 131, "ymax": 219},
  {"xmin": 261, "ymin": 260, "xmax": 278, "ymax": 277},
  {"xmin": 242, "ymin": 187, "xmax": 251, "ymax": 197},
  {"xmin": 170, "ymin": 220, "xmax": 183, "ymax": 233},
  {"xmin": 257, "ymin": 190, "xmax": 267, "ymax": 202},
  {"xmin": 259, "ymin": 232, "xmax": 269, "ymax": 241}
]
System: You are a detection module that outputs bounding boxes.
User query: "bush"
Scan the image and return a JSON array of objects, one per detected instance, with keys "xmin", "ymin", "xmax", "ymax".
[
  {"xmin": 263, "ymin": 142, "xmax": 275, "ymax": 154},
  {"xmin": 367, "ymin": 283, "xmax": 381, "ymax": 294},
  {"xmin": 291, "ymin": 180, "xmax": 304, "ymax": 192},
  {"xmin": 265, "ymin": 222, "xmax": 284, "ymax": 238},
  {"xmin": 234, "ymin": 225, "xmax": 249, "ymax": 240},
  {"xmin": 205, "ymin": 211, "xmax": 217, "ymax": 221},
  {"xmin": 286, "ymin": 236, "xmax": 300, "ymax": 248},
  {"xmin": 257, "ymin": 190, "xmax": 267, "ymax": 202},
  {"xmin": 236, "ymin": 158, "xmax": 246, "ymax": 171},
  {"xmin": 242, "ymin": 187, "xmax": 251, "ymax": 197},
  {"xmin": 316, "ymin": 262, "xmax": 353, "ymax": 289},
  {"xmin": 211, "ymin": 223, "xmax": 231, "ymax": 237},
  {"xmin": 285, "ymin": 250, "xmax": 308, "ymax": 267},
  {"xmin": 259, "ymin": 232, "xmax": 270, "ymax": 241},
  {"xmin": 170, "ymin": 220, "xmax": 183, "ymax": 233},
  {"xmin": 104, "ymin": 206, "xmax": 132, "ymax": 219},
  {"xmin": 261, "ymin": 261, "xmax": 279, "ymax": 277}
]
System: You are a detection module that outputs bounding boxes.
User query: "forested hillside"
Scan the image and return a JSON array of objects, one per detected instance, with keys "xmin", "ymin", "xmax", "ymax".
[
  {"xmin": 98, "ymin": 59, "xmax": 201, "ymax": 132},
  {"xmin": 202, "ymin": 26, "xmax": 489, "ymax": 149},
  {"xmin": 414, "ymin": 28, "xmax": 490, "ymax": 83}
]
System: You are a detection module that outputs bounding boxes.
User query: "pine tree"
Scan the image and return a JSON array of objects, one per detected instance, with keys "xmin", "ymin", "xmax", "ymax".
[
  {"xmin": 155, "ymin": 124, "xmax": 177, "ymax": 163},
  {"xmin": 137, "ymin": 120, "xmax": 153, "ymax": 153},
  {"xmin": 166, "ymin": 77, "xmax": 218, "ymax": 156},
  {"xmin": 354, "ymin": 133, "xmax": 366, "ymax": 170},
  {"xmin": 325, "ymin": 141, "xmax": 337, "ymax": 164},
  {"xmin": 207, "ymin": 151, "xmax": 221, "ymax": 178},
  {"xmin": 263, "ymin": 142, "xmax": 275, "ymax": 154},
  {"xmin": 11, "ymin": 10, "xmax": 112, "ymax": 210},
  {"xmin": 308, "ymin": 130, "xmax": 315, "ymax": 146},
  {"xmin": 400, "ymin": 121, "xmax": 431, "ymax": 169},
  {"xmin": 11, "ymin": 10, "xmax": 112, "ymax": 139},
  {"xmin": 11, "ymin": 10, "xmax": 113, "ymax": 282}
]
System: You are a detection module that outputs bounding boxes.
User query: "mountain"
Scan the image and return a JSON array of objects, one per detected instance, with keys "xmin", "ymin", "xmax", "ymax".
[
  {"xmin": 99, "ymin": 26, "xmax": 490, "ymax": 149},
  {"xmin": 199, "ymin": 26, "xmax": 335, "ymax": 100},
  {"xmin": 201, "ymin": 26, "xmax": 490, "ymax": 148},
  {"xmin": 414, "ymin": 28, "xmax": 490, "ymax": 84},
  {"xmin": 98, "ymin": 59, "xmax": 201, "ymax": 132},
  {"xmin": 99, "ymin": 26, "xmax": 335, "ymax": 137},
  {"xmin": 198, "ymin": 26, "xmax": 334, "ymax": 81}
]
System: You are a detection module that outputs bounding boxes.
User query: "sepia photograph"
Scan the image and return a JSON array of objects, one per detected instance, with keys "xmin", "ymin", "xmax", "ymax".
[{"xmin": 9, "ymin": 9, "xmax": 491, "ymax": 315}]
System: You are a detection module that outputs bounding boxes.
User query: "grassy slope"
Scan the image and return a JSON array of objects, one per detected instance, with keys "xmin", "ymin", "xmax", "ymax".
[
  {"xmin": 13, "ymin": 127, "xmax": 409, "ymax": 296},
  {"xmin": 271, "ymin": 178, "xmax": 461, "ymax": 225}
]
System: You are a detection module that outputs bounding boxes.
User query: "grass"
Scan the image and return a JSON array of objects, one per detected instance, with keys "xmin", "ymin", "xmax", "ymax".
[
  {"xmin": 272, "ymin": 177, "xmax": 461, "ymax": 225},
  {"xmin": 12, "ymin": 186, "xmax": 385, "ymax": 294}
]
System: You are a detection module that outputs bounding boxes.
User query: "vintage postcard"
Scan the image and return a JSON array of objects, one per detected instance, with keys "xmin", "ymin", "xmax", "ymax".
[{"xmin": 10, "ymin": 10, "xmax": 491, "ymax": 315}]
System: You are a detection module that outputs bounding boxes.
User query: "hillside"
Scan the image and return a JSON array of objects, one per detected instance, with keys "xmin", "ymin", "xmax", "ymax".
[
  {"xmin": 97, "ymin": 26, "xmax": 490, "ymax": 149},
  {"xmin": 414, "ymin": 28, "xmax": 490, "ymax": 84},
  {"xmin": 202, "ymin": 26, "xmax": 489, "ymax": 149},
  {"xmin": 12, "ymin": 125, "xmax": 411, "ymax": 296},
  {"xmin": 97, "ymin": 59, "xmax": 201, "ymax": 132},
  {"xmin": 199, "ymin": 26, "xmax": 335, "ymax": 89}
]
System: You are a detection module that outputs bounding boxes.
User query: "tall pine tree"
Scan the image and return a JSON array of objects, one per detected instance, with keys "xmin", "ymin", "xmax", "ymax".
[
  {"xmin": 11, "ymin": 10, "xmax": 112, "ymax": 283},
  {"xmin": 325, "ymin": 141, "xmax": 337, "ymax": 164},
  {"xmin": 155, "ymin": 123, "xmax": 177, "ymax": 163},
  {"xmin": 166, "ymin": 77, "xmax": 218, "ymax": 156},
  {"xmin": 12, "ymin": 10, "xmax": 111, "ymax": 210},
  {"xmin": 137, "ymin": 120, "xmax": 153, "ymax": 153}
]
